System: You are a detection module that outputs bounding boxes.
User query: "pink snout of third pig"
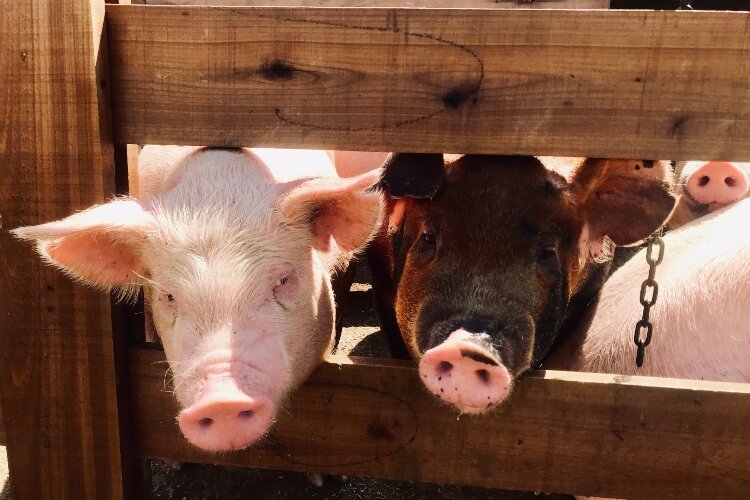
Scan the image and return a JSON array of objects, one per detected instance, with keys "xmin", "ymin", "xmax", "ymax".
[{"xmin": 669, "ymin": 161, "xmax": 749, "ymax": 228}]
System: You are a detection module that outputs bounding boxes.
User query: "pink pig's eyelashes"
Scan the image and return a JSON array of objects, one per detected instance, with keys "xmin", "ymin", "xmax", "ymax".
[
  {"xmin": 275, "ymin": 277, "xmax": 289, "ymax": 287},
  {"xmin": 272, "ymin": 269, "xmax": 300, "ymax": 306},
  {"xmin": 160, "ymin": 292, "xmax": 176, "ymax": 304}
]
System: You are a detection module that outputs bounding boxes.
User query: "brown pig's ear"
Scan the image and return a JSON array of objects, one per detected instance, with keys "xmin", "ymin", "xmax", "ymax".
[
  {"xmin": 379, "ymin": 153, "xmax": 445, "ymax": 199},
  {"xmin": 571, "ymin": 159, "xmax": 677, "ymax": 250}
]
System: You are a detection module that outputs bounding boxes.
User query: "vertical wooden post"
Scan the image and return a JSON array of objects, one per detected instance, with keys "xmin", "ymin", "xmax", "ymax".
[{"xmin": 0, "ymin": 1, "xmax": 130, "ymax": 498}]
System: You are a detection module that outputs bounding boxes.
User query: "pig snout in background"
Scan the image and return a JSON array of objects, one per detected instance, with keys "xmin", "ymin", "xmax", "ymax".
[
  {"xmin": 12, "ymin": 146, "xmax": 383, "ymax": 452},
  {"xmin": 668, "ymin": 160, "xmax": 750, "ymax": 228},
  {"xmin": 368, "ymin": 154, "xmax": 678, "ymax": 414},
  {"xmin": 544, "ymin": 196, "xmax": 750, "ymax": 382}
]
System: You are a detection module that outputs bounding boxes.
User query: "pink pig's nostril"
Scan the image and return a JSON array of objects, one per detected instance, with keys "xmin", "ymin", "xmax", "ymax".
[
  {"xmin": 725, "ymin": 177, "xmax": 737, "ymax": 187},
  {"xmin": 698, "ymin": 175, "xmax": 710, "ymax": 187}
]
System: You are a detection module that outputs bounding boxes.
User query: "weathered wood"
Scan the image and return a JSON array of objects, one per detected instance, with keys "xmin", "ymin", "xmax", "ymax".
[
  {"xmin": 0, "ymin": 404, "xmax": 5, "ymax": 446},
  {"xmin": 0, "ymin": 1, "xmax": 130, "ymax": 498},
  {"xmin": 143, "ymin": 0, "xmax": 609, "ymax": 8},
  {"xmin": 612, "ymin": 0, "xmax": 750, "ymax": 9},
  {"xmin": 130, "ymin": 348, "xmax": 750, "ymax": 499},
  {"xmin": 107, "ymin": 6, "xmax": 750, "ymax": 161},
  {"xmin": 127, "ymin": 144, "xmax": 141, "ymax": 196}
]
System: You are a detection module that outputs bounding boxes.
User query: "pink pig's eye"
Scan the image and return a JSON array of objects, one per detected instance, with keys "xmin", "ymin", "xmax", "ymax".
[
  {"xmin": 167, "ymin": 294, "xmax": 175, "ymax": 302},
  {"xmin": 272, "ymin": 268, "xmax": 299, "ymax": 305}
]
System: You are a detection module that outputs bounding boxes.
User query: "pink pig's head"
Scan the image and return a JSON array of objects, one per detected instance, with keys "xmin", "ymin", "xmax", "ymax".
[{"xmin": 13, "ymin": 148, "xmax": 383, "ymax": 452}]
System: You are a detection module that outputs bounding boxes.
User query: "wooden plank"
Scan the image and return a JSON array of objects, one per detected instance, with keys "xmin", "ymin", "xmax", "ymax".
[
  {"xmin": 107, "ymin": 6, "xmax": 750, "ymax": 161},
  {"xmin": 0, "ymin": 1, "xmax": 130, "ymax": 498},
  {"xmin": 0, "ymin": 403, "xmax": 5, "ymax": 446},
  {"xmin": 130, "ymin": 348, "xmax": 750, "ymax": 499},
  {"xmin": 612, "ymin": 0, "xmax": 750, "ymax": 9},
  {"xmin": 142, "ymin": 0, "xmax": 609, "ymax": 8}
]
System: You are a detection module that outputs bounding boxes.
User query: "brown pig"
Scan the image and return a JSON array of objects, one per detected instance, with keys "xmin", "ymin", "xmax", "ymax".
[{"xmin": 368, "ymin": 154, "xmax": 677, "ymax": 414}]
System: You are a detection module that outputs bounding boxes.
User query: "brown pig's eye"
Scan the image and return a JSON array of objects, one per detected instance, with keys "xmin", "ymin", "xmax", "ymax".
[
  {"xmin": 166, "ymin": 294, "xmax": 175, "ymax": 302},
  {"xmin": 421, "ymin": 230, "xmax": 437, "ymax": 246},
  {"xmin": 537, "ymin": 246, "xmax": 557, "ymax": 262}
]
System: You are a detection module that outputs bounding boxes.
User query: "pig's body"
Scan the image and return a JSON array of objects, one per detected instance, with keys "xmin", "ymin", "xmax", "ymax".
[
  {"xmin": 369, "ymin": 154, "xmax": 677, "ymax": 413},
  {"xmin": 545, "ymin": 197, "xmax": 750, "ymax": 381},
  {"xmin": 13, "ymin": 146, "xmax": 382, "ymax": 451}
]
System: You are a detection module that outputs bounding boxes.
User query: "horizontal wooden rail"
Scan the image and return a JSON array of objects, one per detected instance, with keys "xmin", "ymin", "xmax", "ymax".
[
  {"xmin": 130, "ymin": 348, "xmax": 750, "ymax": 499},
  {"xmin": 107, "ymin": 6, "xmax": 750, "ymax": 161},
  {"xmin": 140, "ymin": 0, "xmax": 609, "ymax": 8}
]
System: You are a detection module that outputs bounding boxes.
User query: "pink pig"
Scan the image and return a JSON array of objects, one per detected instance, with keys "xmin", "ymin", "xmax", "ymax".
[
  {"xmin": 13, "ymin": 146, "xmax": 383, "ymax": 452},
  {"xmin": 544, "ymin": 197, "xmax": 750, "ymax": 382}
]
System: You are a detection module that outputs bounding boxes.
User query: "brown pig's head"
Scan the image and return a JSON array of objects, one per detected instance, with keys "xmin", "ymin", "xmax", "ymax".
[{"xmin": 378, "ymin": 154, "xmax": 676, "ymax": 413}]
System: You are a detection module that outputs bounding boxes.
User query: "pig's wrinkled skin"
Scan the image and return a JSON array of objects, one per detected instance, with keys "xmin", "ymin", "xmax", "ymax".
[
  {"xmin": 13, "ymin": 146, "xmax": 383, "ymax": 452},
  {"xmin": 669, "ymin": 160, "xmax": 750, "ymax": 228},
  {"xmin": 369, "ymin": 154, "xmax": 677, "ymax": 414},
  {"xmin": 545, "ymin": 197, "xmax": 750, "ymax": 381}
]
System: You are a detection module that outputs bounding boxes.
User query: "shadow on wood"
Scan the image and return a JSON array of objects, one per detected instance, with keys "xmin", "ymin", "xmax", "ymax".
[{"xmin": 130, "ymin": 349, "xmax": 750, "ymax": 499}]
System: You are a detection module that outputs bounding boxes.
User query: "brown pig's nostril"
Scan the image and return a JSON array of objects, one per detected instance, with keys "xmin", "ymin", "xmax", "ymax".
[
  {"xmin": 698, "ymin": 175, "xmax": 710, "ymax": 187},
  {"xmin": 476, "ymin": 369, "xmax": 490, "ymax": 383},
  {"xmin": 725, "ymin": 176, "xmax": 737, "ymax": 187},
  {"xmin": 437, "ymin": 361, "xmax": 453, "ymax": 374},
  {"xmin": 237, "ymin": 410, "xmax": 253, "ymax": 420},
  {"xmin": 198, "ymin": 417, "xmax": 214, "ymax": 428}
]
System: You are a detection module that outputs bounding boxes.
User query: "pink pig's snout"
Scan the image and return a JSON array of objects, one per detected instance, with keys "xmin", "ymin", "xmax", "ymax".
[
  {"xmin": 178, "ymin": 375, "xmax": 274, "ymax": 452},
  {"xmin": 418, "ymin": 329, "xmax": 511, "ymax": 414},
  {"xmin": 685, "ymin": 161, "xmax": 749, "ymax": 207}
]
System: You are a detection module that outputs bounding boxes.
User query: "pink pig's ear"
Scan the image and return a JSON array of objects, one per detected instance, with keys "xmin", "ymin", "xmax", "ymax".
[
  {"xmin": 279, "ymin": 169, "xmax": 383, "ymax": 253},
  {"xmin": 571, "ymin": 159, "xmax": 677, "ymax": 259},
  {"xmin": 11, "ymin": 199, "xmax": 155, "ymax": 291}
]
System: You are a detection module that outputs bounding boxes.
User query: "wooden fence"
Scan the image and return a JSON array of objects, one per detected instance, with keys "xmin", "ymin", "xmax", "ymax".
[{"xmin": 2, "ymin": 1, "xmax": 750, "ymax": 499}]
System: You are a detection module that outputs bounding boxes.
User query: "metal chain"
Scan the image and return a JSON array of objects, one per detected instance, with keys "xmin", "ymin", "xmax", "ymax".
[{"xmin": 633, "ymin": 231, "xmax": 665, "ymax": 368}]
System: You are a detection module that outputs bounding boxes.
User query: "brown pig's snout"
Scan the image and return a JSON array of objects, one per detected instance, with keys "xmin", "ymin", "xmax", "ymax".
[{"xmin": 418, "ymin": 328, "xmax": 512, "ymax": 414}]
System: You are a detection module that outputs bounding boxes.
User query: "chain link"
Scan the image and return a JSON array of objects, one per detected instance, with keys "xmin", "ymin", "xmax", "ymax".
[{"xmin": 634, "ymin": 231, "xmax": 665, "ymax": 367}]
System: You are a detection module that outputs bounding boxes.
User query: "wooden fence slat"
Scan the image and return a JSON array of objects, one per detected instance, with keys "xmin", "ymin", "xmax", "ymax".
[
  {"xmin": 141, "ymin": 0, "xmax": 609, "ymax": 8},
  {"xmin": 0, "ymin": 1, "xmax": 130, "ymax": 498},
  {"xmin": 107, "ymin": 6, "xmax": 750, "ymax": 161},
  {"xmin": 129, "ymin": 348, "xmax": 750, "ymax": 499}
]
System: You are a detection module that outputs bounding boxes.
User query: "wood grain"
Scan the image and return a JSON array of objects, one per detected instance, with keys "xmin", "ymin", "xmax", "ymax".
[
  {"xmin": 142, "ymin": 0, "xmax": 609, "ymax": 8},
  {"xmin": 107, "ymin": 6, "xmax": 750, "ymax": 161},
  {"xmin": 0, "ymin": 1, "xmax": 129, "ymax": 498},
  {"xmin": 130, "ymin": 348, "xmax": 750, "ymax": 499}
]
